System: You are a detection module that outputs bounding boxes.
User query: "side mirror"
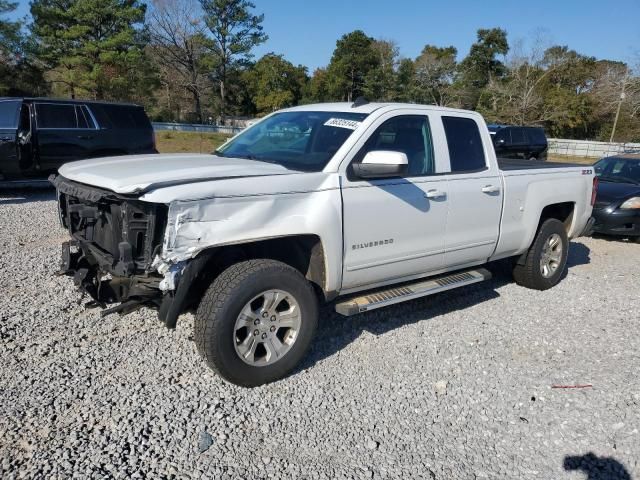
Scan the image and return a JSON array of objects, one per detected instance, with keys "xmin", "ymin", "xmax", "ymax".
[{"xmin": 352, "ymin": 151, "xmax": 408, "ymax": 179}]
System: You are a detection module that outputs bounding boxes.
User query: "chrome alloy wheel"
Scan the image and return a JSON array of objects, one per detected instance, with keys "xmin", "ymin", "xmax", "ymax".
[
  {"xmin": 233, "ymin": 289, "xmax": 302, "ymax": 366},
  {"xmin": 540, "ymin": 233, "xmax": 563, "ymax": 278}
]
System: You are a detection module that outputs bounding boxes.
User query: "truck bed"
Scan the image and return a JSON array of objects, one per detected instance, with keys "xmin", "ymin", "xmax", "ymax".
[{"xmin": 498, "ymin": 158, "xmax": 590, "ymax": 171}]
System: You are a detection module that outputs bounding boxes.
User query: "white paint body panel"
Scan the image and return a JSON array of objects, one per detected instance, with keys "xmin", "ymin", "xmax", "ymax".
[
  {"xmin": 491, "ymin": 168, "xmax": 594, "ymax": 261},
  {"xmin": 58, "ymin": 153, "xmax": 292, "ymax": 194},
  {"xmin": 341, "ymin": 176, "xmax": 448, "ymax": 289},
  {"xmin": 57, "ymin": 102, "xmax": 594, "ymax": 297}
]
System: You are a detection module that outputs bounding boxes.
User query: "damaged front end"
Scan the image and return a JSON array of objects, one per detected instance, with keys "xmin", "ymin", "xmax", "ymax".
[{"xmin": 53, "ymin": 175, "xmax": 168, "ymax": 318}]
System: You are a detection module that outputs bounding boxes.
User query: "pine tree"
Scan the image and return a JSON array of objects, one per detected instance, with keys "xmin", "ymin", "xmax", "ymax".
[
  {"xmin": 200, "ymin": 0, "xmax": 267, "ymax": 120},
  {"xmin": 30, "ymin": 0, "xmax": 155, "ymax": 100}
]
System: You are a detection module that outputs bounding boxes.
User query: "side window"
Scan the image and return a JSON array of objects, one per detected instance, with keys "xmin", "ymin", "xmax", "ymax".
[
  {"xmin": 442, "ymin": 116, "xmax": 486, "ymax": 172},
  {"xmin": 510, "ymin": 127, "xmax": 526, "ymax": 144},
  {"xmin": 353, "ymin": 115, "xmax": 435, "ymax": 176},
  {"xmin": 89, "ymin": 105, "xmax": 114, "ymax": 129},
  {"xmin": 75, "ymin": 106, "xmax": 89, "ymax": 129},
  {"xmin": 611, "ymin": 160, "xmax": 625, "ymax": 174},
  {"xmin": 528, "ymin": 128, "xmax": 546, "ymax": 144},
  {"xmin": 0, "ymin": 100, "xmax": 21, "ymax": 128},
  {"xmin": 35, "ymin": 104, "xmax": 77, "ymax": 129},
  {"xmin": 493, "ymin": 129, "xmax": 508, "ymax": 145}
]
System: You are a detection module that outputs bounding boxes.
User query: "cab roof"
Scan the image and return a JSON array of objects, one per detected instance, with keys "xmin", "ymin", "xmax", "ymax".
[{"xmin": 0, "ymin": 97, "xmax": 141, "ymax": 107}]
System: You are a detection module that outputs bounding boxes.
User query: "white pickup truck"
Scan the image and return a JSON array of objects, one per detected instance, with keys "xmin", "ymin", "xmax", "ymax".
[{"xmin": 52, "ymin": 101, "xmax": 596, "ymax": 386}]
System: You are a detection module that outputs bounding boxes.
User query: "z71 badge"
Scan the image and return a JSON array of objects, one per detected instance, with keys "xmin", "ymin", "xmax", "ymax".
[{"xmin": 352, "ymin": 239, "xmax": 394, "ymax": 250}]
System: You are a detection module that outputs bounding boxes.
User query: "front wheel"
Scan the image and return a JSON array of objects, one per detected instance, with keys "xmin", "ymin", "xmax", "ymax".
[
  {"xmin": 195, "ymin": 259, "xmax": 318, "ymax": 387},
  {"xmin": 513, "ymin": 218, "xmax": 569, "ymax": 290}
]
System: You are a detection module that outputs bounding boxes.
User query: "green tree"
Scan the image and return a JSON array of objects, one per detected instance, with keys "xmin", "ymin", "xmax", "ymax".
[
  {"xmin": 413, "ymin": 45, "xmax": 458, "ymax": 106},
  {"xmin": 0, "ymin": 0, "xmax": 22, "ymax": 93},
  {"xmin": 30, "ymin": 0, "xmax": 155, "ymax": 100},
  {"xmin": 244, "ymin": 53, "xmax": 307, "ymax": 113},
  {"xmin": 0, "ymin": 1, "xmax": 48, "ymax": 96},
  {"xmin": 538, "ymin": 46, "xmax": 597, "ymax": 137},
  {"xmin": 200, "ymin": 0, "xmax": 267, "ymax": 120},
  {"xmin": 394, "ymin": 58, "xmax": 415, "ymax": 102},
  {"xmin": 326, "ymin": 30, "xmax": 379, "ymax": 102},
  {"xmin": 148, "ymin": 0, "xmax": 213, "ymax": 123},
  {"xmin": 0, "ymin": 0, "xmax": 20, "ymax": 53},
  {"xmin": 304, "ymin": 67, "xmax": 330, "ymax": 103},
  {"xmin": 363, "ymin": 39, "xmax": 399, "ymax": 101},
  {"xmin": 458, "ymin": 28, "xmax": 509, "ymax": 108}
]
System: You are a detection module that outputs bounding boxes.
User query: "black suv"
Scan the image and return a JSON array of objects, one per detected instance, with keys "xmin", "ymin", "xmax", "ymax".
[
  {"xmin": 0, "ymin": 98, "xmax": 156, "ymax": 182},
  {"xmin": 488, "ymin": 125, "xmax": 548, "ymax": 161}
]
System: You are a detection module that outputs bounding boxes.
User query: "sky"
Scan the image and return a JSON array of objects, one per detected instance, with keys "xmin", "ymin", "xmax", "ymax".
[{"xmin": 8, "ymin": 0, "xmax": 640, "ymax": 71}]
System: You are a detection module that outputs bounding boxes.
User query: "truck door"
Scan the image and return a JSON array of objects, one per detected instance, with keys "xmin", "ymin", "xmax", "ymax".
[
  {"xmin": 341, "ymin": 113, "xmax": 448, "ymax": 290},
  {"xmin": 0, "ymin": 100, "xmax": 21, "ymax": 180},
  {"xmin": 439, "ymin": 115, "xmax": 503, "ymax": 268}
]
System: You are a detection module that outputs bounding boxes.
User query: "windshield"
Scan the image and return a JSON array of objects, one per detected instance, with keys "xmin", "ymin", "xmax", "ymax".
[
  {"xmin": 0, "ymin": 100, "xmax": 21, "ymax": 129},
  {"xmin": 215, "ymin": 111, "xmax": 368, "ymax": 172},
  {"xmin": 594, "ymin": 157, "xmax": 640, "ymax": 185}
]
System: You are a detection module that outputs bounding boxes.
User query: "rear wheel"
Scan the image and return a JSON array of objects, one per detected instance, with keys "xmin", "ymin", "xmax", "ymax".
[
  {"xmin": 513, "ymin": 218, "xmax": 569, "ymax": 290},
  {"xmin": 195, "ymin": 259, "xmax": 318, "ymax": 387}
]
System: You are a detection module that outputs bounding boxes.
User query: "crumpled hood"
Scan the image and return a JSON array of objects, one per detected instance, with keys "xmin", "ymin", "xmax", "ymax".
[{"xmin": 58, "ymin": 153, "xmax": 293, "ymax": 194}]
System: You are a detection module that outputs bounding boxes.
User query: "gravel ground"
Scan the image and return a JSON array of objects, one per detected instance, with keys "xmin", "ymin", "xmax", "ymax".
[{"xmin": 1, "ymin": 189, "xmax": 639, "ymax": 480}]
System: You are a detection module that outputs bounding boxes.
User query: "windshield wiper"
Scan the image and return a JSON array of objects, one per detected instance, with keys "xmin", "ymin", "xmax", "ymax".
[{"xmin": 213, "ymin": 150, "xmax": 259, "ymax": 160}]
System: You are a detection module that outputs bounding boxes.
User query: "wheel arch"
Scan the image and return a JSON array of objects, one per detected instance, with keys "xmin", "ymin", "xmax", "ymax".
[
  {"xmin": 159, "ymin": 234, "xmax": 330, "ymax": 328},
  {"xmin": 516, "ymin": 202, "xmax": 575, "ymax": 266},
  {"xmin": 538, "ymin": 201, "xmax": 575, "ymax": 233}
]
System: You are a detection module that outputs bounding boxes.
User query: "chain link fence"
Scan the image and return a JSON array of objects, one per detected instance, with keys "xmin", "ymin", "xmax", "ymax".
[
  {"xmin": 152, "ymin": 122, "xmax": 245, "ymax": 135},
  {"xmin": 548, "ymin": 138, "xmax": 640, "ymax": 158}
]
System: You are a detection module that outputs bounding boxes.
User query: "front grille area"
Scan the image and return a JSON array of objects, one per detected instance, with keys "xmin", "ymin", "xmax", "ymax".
[{"xmin": 55, "ymin": 177, "xmax": 166, "ymax": 273}]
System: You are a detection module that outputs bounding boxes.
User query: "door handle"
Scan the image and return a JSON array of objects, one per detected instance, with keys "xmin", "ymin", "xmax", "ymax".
[
  {"xmin": 424, "ymin": 189, "xmax": 446, "ymax": 199},
  {"xmin": 0, "ymin": 136, "xmax": 11, "ymax": 143},
  {"xmin": 77, "ymin": 135, "xmax": 94, "ymax": 140},
  {"xmin": 481, "ymin": 185, "xmax": 501, "ymax": 194}
]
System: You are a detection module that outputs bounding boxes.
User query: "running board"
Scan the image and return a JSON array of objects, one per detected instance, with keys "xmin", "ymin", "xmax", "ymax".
[{"xmin": 335, "ymin": 268, "xmax": 492, "ymax": 316}]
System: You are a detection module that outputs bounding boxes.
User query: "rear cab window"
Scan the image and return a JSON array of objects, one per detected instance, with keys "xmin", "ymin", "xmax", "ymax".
[
  {"xmin": 0, "ymin": 100, "xmax": 21, "ymax": 129},
  {"xmin": 441, "ymin": 116, "xmax": 487, "ymax": 173}
]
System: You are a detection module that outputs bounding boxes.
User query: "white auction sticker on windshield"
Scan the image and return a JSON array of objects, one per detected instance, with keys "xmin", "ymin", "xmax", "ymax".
[{"xmin": 324, "ymin": 118, "xmax": 362, "ymax": 130}]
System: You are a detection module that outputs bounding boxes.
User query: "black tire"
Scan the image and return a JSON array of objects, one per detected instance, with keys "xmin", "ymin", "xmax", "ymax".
[
  {"xmin": 513, "ymin": 218, "xmax": 569, "ymax": 290},
  {"xmin": 195, "ymin": 259, "xmax": 318, "ymax": 387}
]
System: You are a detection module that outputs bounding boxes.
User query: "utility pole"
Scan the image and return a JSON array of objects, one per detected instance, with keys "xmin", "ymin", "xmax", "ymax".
[{"xmin": 610, "ymin": 77, "xmax": 627, "ymax": 143}]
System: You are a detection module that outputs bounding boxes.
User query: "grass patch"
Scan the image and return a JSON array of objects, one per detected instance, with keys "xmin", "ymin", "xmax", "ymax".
[
  {"xmin": 548, "ymin": 154, "xmax": 597, "ymax": 165},
  {"xmin": 155, "ymin": 131, "xmax": 231, "ymax": 154}
]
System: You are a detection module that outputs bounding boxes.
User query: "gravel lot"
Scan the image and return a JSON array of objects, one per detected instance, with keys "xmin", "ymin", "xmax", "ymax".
[{"xmin": 1, "ymin": 189, "xmax": 639, "ymax": 480}]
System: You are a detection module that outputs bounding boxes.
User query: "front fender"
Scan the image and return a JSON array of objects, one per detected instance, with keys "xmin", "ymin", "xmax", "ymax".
[{"xmin": 156, "ymin": 185, "xmax": 344, "ymax": 294}]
